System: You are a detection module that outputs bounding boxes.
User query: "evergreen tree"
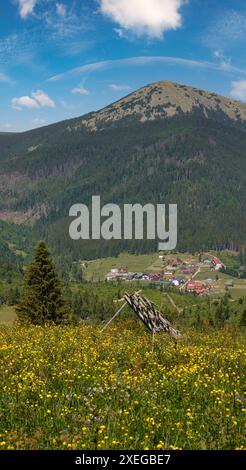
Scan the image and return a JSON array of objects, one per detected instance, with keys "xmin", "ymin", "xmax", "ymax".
[
  {"xmin": 240, "ymin": 309, "xmax": 246, "ymax": 326},
  {"xmin": 16, "ymin": 241, "xmax": 70, "ymax": 325}
]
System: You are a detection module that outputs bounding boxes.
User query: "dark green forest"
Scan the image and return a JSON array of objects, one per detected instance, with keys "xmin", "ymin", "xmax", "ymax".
[{"xmin": 0, "ymin": 103, "xmax": 246, "ymax": 261}]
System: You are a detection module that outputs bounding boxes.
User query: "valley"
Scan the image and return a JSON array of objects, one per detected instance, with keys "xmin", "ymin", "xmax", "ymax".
[{"xmin": 0, "ymin": 81, "xmax": 246, "ymax": 453}]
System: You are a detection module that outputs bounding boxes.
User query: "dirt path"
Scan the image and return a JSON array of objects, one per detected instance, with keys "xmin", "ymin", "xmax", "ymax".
[
  {"xmin": 180, "ymin": 267, "xmax": 201, "ymax": 292},
  {"xmin": 166, "ymin": 294, "xmax": 183, "ymax": 314}
]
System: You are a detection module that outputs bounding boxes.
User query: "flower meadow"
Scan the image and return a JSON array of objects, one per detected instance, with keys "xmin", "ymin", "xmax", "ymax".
[{"xmin": 0, "ymin": 321, "xmax": 245, "ymax": 450}]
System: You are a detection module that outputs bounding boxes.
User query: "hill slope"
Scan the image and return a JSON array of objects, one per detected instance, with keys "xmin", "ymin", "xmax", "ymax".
[{"xmin": 0, "ymin": 80, "xmax": 246, "ymax": 259}]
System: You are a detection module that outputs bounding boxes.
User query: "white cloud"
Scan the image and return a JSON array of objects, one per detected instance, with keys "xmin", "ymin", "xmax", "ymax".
[
  {"xmin": 72, "ymin": 86, "xmax": 90, "ymax": 95},
  {"xmin": 2, "ymin": 123, "xmax": 13, "ymax": 130},
  {"xmin": 32, "ymin": 90, "xmax": 56, "ymax": 108},
  {"xmin": 230, "ymin": 80, "xmax": 246, "ymax": 102},
  {"xmin": 213, "ymin": 49, "xmax": 232, "ymax": 71},
  {"xmin": 0, "ymin": 72, "xmax": 11, "ymax": 83},
  {"xmin": 11, "ymin": 91, "xmax": 55, "ymax": 110},
  {"xmin": 99, "ymin": 0, "xmax": 187, "ymax": 38},
  {"xmin": 11, "ymin": 96, "xmax": 39, "ymax": 110},
  {"xmin": 61, "ymin": 100, "xmax": 80, "ymax": 110},
  {"xmin": 213, "ymin": 50, "xmax": 222, "ymax": 59},
  {"xmin": 56, "ymin": 3, "xmax": 66, "ymax": 18},
  {"xmin": 32, "ymin": 117, "xmax": 46, "ymax": 125},
  {"xmin": 17, "ymin": 0, "xmax": 38, "ymax": 19},
  {"xmin": 109, "ymin": 83, "xmax": 130, "ymax": 91}
]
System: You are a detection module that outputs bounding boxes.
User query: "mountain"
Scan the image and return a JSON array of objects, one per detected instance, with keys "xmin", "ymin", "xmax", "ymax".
[
  {"xmin": 0, "ymin": 80, "xmax": 246, "ymax": 260},
  {"xmin": 75, "ymin": 80, "xmax": 246, "ymax": 131}
]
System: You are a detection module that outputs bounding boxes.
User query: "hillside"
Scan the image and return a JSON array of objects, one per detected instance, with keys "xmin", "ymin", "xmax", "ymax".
[
  {"xmin": 0, "ymin": 80, "xmax": 246, "ymax": 259},
  {"xmin": 77, "ymin": 80, "xmax": 246, "ymax": 132}
]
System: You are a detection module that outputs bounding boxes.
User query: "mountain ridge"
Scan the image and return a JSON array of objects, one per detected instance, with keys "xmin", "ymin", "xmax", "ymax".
[
  {"xmin": 75, "ymin": 80, "xmax": 246, "ymax": 133},
  {"xmin": 1, "ymin": 80, "xmax": 246, "ymax": 138}
]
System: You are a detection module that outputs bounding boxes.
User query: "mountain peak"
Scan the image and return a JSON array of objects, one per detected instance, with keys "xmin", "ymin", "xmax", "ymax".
[{"xmin": 72, "ymin": 80, "xmax": 246, "ymax": 133}]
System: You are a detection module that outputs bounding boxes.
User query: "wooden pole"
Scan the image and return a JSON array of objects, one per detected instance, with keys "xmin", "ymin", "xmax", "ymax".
[
  {"xmin": 100, "ymin": 302, "xmax": 127, "ymax": 333},
  {"xmin": 152, "ymin": 329, "xmax": 156, "ymax": 353}
]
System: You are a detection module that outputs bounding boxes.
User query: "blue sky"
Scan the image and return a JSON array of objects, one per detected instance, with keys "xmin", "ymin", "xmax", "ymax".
[{"xmin": 0, "ymin": 0, "xmax": 246, "ymax": 132}]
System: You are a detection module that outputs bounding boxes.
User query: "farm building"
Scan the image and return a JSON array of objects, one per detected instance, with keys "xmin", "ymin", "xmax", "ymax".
[
  {"xmin": 186, "ymin": 280, "xmax": 211, "ymax": 295},
  {"xmin": 211, "ymin": 257, "xmax": 225, "ymax": 271}
]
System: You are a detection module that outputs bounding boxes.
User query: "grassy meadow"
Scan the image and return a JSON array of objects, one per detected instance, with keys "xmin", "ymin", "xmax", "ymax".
[
  {"xmin": 0, "ymin": 322, "xmax": 245, "ymax": 450},
  {"xmin": 0, "ymin": 250, "xmax": 246, "ymax": 451}
]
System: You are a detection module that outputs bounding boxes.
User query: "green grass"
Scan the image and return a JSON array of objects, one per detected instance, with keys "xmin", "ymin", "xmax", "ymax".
[
  {"xmin": 228, "ymin": 282, "xmax": 246, "ymax": 300},
  {"xmin": 0, "ymin": 306, "xmax": 17, "ymax": 324},
  {"xmin": 81, "ymin": 253, "xmax": 162, "ymax": 281}
]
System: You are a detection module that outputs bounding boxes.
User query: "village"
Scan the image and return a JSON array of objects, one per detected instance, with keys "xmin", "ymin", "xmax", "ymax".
[{"xmin": 105, "ymin": 255, "xmax": 227, "ymax": 296}]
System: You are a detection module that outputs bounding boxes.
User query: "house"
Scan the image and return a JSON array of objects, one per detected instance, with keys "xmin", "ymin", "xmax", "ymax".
[
  {"xmin": 110, "ymin": 266, "xmax": 128, "ymax": 274},
  {"xmin": 186, "ymin": 280, "xmax": 210, "ymax": 295},
  {"xmin": 171, "ymin": 276, "xmax": 185, "ymax": 287},
  {"xmin": 176, "ymin": 276, "xmax": 186, "ymax": 284},
  {"xmin": 118, "ymin": 266, "xmax": 128, "ymax": 273},
  {"xmin": 152, "ymin": 273, "xmax": 163, "ymax": 281},
  {"xmin": 142, "ymin": 274, "xmax": 150, "ymax": 281},
  {"xmin": 167, "ymin": 259, "xmax": 178, "ymax": 267},
  {"xmin": 110, "ymin": 268, "xmax": 119, "ymax": 274},
  {"xmin": 106, "ymin": 266, "xmax": 129, "ymax": 281},
  {"xmin": 164, "ymin": 269, "xmax": 174, "ymax": 275},
  {"xmin": 181, "ymin": 267, "xmax": 194, "ymax": 275},
  {"xmin": 211, "ymin": 257, "xmax": 225, "ymax": 271}
]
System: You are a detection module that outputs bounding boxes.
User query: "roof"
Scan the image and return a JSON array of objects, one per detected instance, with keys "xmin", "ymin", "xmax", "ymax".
[{"xmin": 212, "ymin": 257, "xmax": 222, "ymax": 264}]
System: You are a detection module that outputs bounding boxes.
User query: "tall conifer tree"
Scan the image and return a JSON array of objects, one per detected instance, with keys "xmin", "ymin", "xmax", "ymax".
[{"xmin": 16, "ymin": 241, "xmax": 69, "ymax": 325}]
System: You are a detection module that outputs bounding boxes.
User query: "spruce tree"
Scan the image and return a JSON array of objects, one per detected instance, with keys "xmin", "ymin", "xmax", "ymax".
[{"xmin": 16, "ymin": 241, "xmax": 70, "ymax": 325}]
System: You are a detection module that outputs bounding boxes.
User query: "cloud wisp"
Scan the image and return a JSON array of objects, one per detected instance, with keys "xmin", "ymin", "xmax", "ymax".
[
  {"xmin": 0, "ymin": 72, "xmax": 12, "ymax": 83},
  {"xmin": 72, "ymin": 86, "xmax": 90, "ymax": 95},
  {"xmin": 47, "ymin": 55, "xmax": 246, "ymax": 83},
  {"xmin": 17, "ymin": 0, "xmax": 38, "ymax": 19},
  {"xmin": 32, "ymin": 117, "xmax": 46, "ymax": 124},
  {"xmin": 56, "ymin": 3, "xmax": 67, "ymax": 18},
  {"xmin": 109, "ymin": 83, "xmax": 130, "ymax": 91},
  {"xmin": 204, "ymin": 10, "xmax": 246, "ymax": 49}
]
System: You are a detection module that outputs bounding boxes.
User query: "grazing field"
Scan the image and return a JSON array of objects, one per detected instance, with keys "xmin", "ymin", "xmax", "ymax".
[
  {"xmin": 0, "ymin": 323, "xmax": 245, "ymax": 450},
  {"xmin": 81, "ymin": 251, "xmax": 246, "ymax": 300},
  {"xmin": 81, "ymin": 252, "xmax": 203, "ymax": 282},
  {"xmin": 81, "ymin": 253, "xmax": 160, "ymax": 281}
]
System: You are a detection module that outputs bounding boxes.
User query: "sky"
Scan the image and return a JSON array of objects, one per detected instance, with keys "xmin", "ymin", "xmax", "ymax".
[{"xmin": 0, "ymin": 0, "xmax": 246, "ymax": 132}]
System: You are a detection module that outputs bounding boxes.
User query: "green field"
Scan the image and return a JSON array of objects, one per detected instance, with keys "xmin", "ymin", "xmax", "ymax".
[
  {"xmin": 81, "ymin": 251, "xmax": 207, "ymax": 282},
  {"xmin": 81, "ymin": 253, "xmax": 161, "ymax": 281}
]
